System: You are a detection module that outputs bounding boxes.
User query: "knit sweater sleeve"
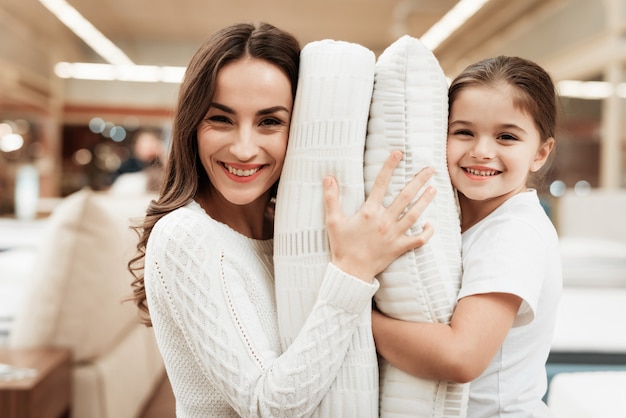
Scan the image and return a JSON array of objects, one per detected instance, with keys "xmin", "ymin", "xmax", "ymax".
[{"xmin": 145, "ymin": 206, "xmax": 378, "ymax": 417}]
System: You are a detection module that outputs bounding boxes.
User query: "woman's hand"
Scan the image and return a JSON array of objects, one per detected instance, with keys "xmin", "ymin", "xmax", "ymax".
[{"xmin": 323, "ymin": 151, "xmax": 436, "ymax": 282}]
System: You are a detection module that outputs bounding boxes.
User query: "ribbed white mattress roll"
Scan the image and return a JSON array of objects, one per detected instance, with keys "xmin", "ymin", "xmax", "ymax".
[
  {"xmin": 364, "ymin": 35, "xmax": 469, "ymax": 417},
  {"xmin": 274, "ymin": 40, "xmax": 378, "ymax": 417}
]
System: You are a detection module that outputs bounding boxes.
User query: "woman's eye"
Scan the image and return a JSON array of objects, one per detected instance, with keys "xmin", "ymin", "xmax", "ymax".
[
  {"xmin": 260, "ymin": 117, "xmax": 284, "ymax": 127},
  {"xmin": 206, "ymin": 115, "xmax": 231, "ymax": 124}
]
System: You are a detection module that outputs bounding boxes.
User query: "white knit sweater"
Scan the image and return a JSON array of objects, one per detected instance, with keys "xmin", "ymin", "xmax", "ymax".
[{"xmin": 144, "ymin": 200, "xmax": 379, "ymax": 417}]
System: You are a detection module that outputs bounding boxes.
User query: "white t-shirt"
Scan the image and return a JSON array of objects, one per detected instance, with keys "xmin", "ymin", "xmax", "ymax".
[{"xmin": 457, "ymin": 190, "xmax": 562, "ymax": 417}]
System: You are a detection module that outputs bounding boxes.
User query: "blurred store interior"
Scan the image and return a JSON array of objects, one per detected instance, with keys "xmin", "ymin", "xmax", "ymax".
[
  {"xmin": 0, "ymin": 0, "xmax": 625, "ymax": 206},
  {"xmin": 0, "ymin": 0, "xmax": 625, "ymax": 416}
]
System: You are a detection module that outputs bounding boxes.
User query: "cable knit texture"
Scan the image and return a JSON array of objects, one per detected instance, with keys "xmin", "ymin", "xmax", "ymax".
[
  {"xmin": 364, "ymin": 35, "xmax": 469, "ymax": 417},
  {"xmin": 273, "ymin": 40, "xmax": 379, "ymax": 417},
  {"xmin": 144, "ymin": 201, "xmax": 379, "ymax": 417}
]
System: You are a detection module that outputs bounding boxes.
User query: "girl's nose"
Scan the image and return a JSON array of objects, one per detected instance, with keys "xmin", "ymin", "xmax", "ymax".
[
  {"xmin": 230, "ymin": 128, "xmax": 259, "ymax": 161},
  {"xmin": 469, "ymin": 136, "xmax": 494, "ymax": 159}
]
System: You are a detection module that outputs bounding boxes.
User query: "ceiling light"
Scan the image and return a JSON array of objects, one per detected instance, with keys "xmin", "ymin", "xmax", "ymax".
[
  {"xmin": 420, "ymin": 0, "xmax": 491, "ymax": 50},
  {"xmin": 39, "ymin": 0, "xmax": 134, "ymax": 65},
  {"xmin": 557, "ymin": 80, "xmax": 618, "ymax": 99},
  {"xmin": 54, "ymin": 62, "xmax": 185, "ymax": 83}
]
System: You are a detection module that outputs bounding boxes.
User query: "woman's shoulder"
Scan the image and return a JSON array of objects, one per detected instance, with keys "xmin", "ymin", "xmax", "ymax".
[{"xmin": 151, "ymin": 200, "xmax": 216, "ymax": 241}]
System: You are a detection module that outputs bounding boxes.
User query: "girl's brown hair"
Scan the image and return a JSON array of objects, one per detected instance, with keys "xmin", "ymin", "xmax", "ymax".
[{"xmin": 129, "ymin": 22, "xmax": 300, "ymax": 325}]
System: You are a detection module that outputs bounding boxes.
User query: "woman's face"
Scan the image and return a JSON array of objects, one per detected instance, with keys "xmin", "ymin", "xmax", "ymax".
[{"xmin": 197, "ymin": 57, "xmax": 293, "ymax": 206}]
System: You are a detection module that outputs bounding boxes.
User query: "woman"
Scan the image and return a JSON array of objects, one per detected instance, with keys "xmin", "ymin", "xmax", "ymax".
[{"xmin": 130, "ymin": 22, "xmax": 436, "ymax": 417}]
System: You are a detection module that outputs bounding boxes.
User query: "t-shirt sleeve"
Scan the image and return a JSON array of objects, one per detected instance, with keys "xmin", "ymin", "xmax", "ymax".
[
  {"xmin": 457, "ymin": 217, "xmax": 548, "ymax": 327},
  {"xmin": 144, "ymin": 209, "xmax": 378, "ymax": 417}
]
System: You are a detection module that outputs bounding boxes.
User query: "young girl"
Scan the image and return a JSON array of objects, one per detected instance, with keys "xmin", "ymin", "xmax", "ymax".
[
  {"xmin": 129, "ymin": 22, "xmax": 436, "ymax": 417},
  {"xmin": 372, "ymin": 56, "xmax": 562, "ymax": 417}
]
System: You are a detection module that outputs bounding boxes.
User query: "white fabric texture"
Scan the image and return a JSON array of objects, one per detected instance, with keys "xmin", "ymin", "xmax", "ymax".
[
  {"xmin": 273, "ymin": 40, "xmax": 379, "ymax": 417},
  {"xmin": 144, "ymin": 200, "xmax": 379, "ymax": 418},
  {"xmin": 459, "ymin": 190, "xmax": 562, "ymax": 417},
  {"xmin": 364, "ymin": 35, "xmax": 468, "ymax": 417}
]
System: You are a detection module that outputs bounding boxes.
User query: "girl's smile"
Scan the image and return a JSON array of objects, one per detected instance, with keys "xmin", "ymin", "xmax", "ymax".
[{"xmin": 447, "ymin": 83, "xmax": 553, "ymax": 230}]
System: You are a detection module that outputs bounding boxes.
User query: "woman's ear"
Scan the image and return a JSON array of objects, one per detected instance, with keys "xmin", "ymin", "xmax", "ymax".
[{"xmin": 530, "ymin": 137, "xmax": 555, "ymax": 172}]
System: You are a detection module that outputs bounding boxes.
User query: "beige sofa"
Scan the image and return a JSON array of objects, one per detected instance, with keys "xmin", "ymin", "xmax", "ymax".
[{"xmin": 8, "ymin": 188, "xmax": 165, "ymax": 418}]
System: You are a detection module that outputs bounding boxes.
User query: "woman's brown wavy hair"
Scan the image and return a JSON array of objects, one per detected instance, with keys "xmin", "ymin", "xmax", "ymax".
[{"xmin": 129, "ymin": 22, "xmax": 300, "ymax": 325}]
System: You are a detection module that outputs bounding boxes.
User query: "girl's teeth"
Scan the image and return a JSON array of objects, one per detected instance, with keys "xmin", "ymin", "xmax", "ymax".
[{"xmin": 466, "ymin": 168, "xmax": 497, "ymax": 176}]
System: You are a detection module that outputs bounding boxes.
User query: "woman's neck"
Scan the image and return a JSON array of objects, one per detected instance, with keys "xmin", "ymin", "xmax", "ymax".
[{"xmin": 196, "ymin": 189, "xmax": 273, "ymax": 240}]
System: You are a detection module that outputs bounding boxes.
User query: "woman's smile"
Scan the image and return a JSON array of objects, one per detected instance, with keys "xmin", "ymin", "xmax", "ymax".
[{"xmin": 221, "ymin": 162, "xmax": 265, "ymax": 182}]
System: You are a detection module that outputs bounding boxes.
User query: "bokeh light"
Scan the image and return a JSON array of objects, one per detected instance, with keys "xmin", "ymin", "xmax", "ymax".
[
  {"xmin": 89, "ymin": 117, "xmax": 106, "ymax": 134},
  {"xmin": 0, "ymin": 133, "xmax": 24, "ymax": 152},
  {"xmin": 574, "ymin": 180, "xmax": 591, "ymax": 196},
  {"xmin": 549, "ymin": 180, "xmax": 567, "ymax": 197},
  {"xmin": 73, "ymin": 148, "xmax": 93, "ymax": 165}
]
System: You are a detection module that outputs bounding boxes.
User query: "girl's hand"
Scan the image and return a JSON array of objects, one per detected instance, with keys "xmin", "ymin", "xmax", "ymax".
[{"xmin": 323, "ymin": 151, "xmax": 436, "ymax": 282}]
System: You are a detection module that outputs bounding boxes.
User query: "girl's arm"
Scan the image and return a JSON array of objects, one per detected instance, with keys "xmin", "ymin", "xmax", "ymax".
[{"xmin": 372, "ymin": 292, "xmax": 521, "ymax": 383}]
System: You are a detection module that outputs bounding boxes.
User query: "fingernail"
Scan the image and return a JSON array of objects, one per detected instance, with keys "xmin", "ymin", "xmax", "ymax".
[
  {"xmin": 425, "ymin": 167, "xmax": 435, "ymax": 175},
  {"xmin": 392, "ymin": 151, "xmax": 402, "ymax": 160},
  {"xmin": 323, "ymin": 177, "xmax": 331, "ymax": 187}
]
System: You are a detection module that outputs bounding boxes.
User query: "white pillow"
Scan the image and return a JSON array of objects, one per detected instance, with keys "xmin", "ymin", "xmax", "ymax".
[
  {"xmin": 273, "ymin": 40, "xmax": 378, "ymax": 417},
  {"xmin": 364, "ymin": 35, "xmax": 468, "ymax": 417}
]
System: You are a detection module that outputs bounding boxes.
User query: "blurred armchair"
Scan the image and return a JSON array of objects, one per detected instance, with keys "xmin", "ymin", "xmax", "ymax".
[{"xmin": 8, "ymin": 188, "xmax": 164, "ymax": 418}]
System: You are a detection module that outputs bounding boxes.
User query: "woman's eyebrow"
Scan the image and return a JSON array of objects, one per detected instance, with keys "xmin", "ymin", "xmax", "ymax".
[
  {"xmin": 209, "ymin": 103, "xmax": 289, "ymax": 116},
  {"xmin": 209, "ymin": 102, "xmax": 234, "ymax": 114},
  {"xmin": 257, "ymin": 106, "xmax": 290, "ymax": 116}
]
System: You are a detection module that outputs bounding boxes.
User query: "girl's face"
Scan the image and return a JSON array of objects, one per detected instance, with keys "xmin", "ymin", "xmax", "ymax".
[
  {"xmin": 447, "ymin": 83, "xmax": 553, "ymax": 213},
  {"xmin": 197, "ymin": 57, "xmax": 293, "ymax": 207}
]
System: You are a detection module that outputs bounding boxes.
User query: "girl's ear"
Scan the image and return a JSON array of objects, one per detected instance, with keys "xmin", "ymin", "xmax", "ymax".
[{"xmin": 530, "ymin": 137, "xmax": 555, "ymax": 172}]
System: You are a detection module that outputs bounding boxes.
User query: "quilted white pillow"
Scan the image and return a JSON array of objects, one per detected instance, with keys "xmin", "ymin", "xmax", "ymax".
[
  {"xmin": 274, "ymin": 40, "xmax": 378, "ymax": 417},
  {"xmin": 364, "ymin": 35, "xmax": 469, "ymax": 417}
]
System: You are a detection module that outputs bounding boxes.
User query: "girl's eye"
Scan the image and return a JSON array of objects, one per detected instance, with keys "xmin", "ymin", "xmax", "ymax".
[
  {"xmin": 452, "ymin": 129, "xmax": 473, "ymax": 136},
  {"xmin": 499, "ymin": 133, "xmax": 518, "ymax": 141}
]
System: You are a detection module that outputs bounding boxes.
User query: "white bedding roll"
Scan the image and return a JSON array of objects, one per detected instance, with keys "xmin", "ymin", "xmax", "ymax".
[
  {"xmin": 365, "ymin": 35, "xmax": 469, "ymax": 417},
  {"xmin": 274, "ymin": 40, "xmax": 378, "ymax": 417}
]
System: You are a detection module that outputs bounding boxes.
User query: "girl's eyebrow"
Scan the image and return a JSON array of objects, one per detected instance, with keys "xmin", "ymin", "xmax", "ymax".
[{"xmin": 499, "ymin": 123, "xmax": 527, "ymax": 134}]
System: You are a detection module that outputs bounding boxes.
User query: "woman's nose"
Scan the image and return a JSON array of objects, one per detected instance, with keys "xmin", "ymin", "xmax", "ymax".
[{"xmin": 230, "ymin": 128, "xmax": 259, "ymax": 161}]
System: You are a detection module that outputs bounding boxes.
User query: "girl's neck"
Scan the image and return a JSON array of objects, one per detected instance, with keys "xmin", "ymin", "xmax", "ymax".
[
  {"xmin": 458, "ymin": 190, "xmax": 526, "ymax": 233},
  {"xmin": 196, "ymin": 189, "xmax": 274, "ymax": 240}
]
